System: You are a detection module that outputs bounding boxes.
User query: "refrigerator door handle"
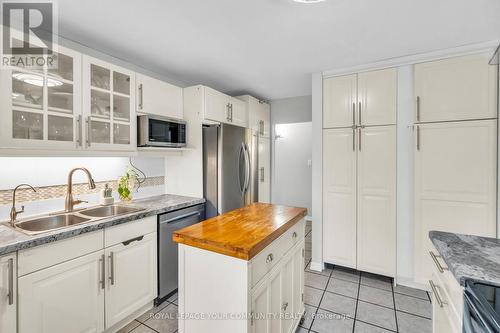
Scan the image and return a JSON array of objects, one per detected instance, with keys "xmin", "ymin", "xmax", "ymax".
[
  {"xmin": 243, "ymin": 143, "xmax": 251, "ymax": 194},
  {"xmin": 238, "ymin": 143, "xmax": 246, "ymax": 195}
]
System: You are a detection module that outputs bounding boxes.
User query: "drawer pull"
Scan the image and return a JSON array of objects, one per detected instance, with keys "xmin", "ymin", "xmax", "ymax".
[
  {"xmin": 429, "ymin": 251, "xmax": 448, "ymax": 273},
  {"xmin": 122, "ymin": 235, "xmax": 144, "ymax": 246},
  {"xmin": 266, "ymin": 253, "xmax": 274, "ymax": 263},
  {"xmin": 282, "ymin": 302, "xmax": 289, "ymax": 311},
  {"xmin": 429, "ymin": 280, "xmax": 446, "ymax": 308},
  {"xmin": 292, "ymin": 232, "xmax": 298, "ymax": 239}
]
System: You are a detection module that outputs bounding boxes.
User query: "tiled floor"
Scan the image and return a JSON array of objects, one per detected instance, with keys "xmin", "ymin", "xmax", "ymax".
[{"xmin": 120, "ymin": 220, "xmax": 432, "ymax": 333}]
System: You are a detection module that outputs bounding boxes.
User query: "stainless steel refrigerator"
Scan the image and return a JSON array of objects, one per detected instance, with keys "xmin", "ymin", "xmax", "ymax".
[{"xmin": 203, "ymin": 124, "xmax": 258, "ymax": 218}]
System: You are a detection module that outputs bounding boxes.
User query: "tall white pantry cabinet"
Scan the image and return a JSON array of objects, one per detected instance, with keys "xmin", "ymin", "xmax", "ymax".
[{"xmin": 322, "ymin": 68, "xmax": 397, "ymax": 277}]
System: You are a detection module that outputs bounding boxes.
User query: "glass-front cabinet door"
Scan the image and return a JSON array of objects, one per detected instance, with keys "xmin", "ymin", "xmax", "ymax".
[
  {"xmin": 0, "ymin": 45, "xmax": 82, "ymax": 150},
  {"xmin": 82, "ymin": 56, "xmax": 136, "ymax": 151}
]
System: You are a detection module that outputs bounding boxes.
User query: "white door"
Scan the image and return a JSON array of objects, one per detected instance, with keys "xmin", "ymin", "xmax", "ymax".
[
  {"xmin": 0, "ymin": 45, "xmax": 82, "ymax": 150},
  {"xmin": 357, "ymin": 68, "xmax": 397, "ymax": 126},
  {"xmin": 0, "ymin": 254, "xmax": 16, "ymax": 333},
  {"xmin": 357, "ymin": 126, "xmax": 396, "ymax": 277},
  {"xmin": 414, "ymin": 120, "xmax": 497, "ymax": 284},
  {"xmin": 136, "ymin": 74, "xmax": 183, "ymax": 119},
  {"xmin": 259, "ymin": 136, "xmax": 271, "ymax": 203},
  {"xmin": 323, "ymin": 128, "xmax": 357, "ymax": 268},
  {"xmin": 18, "ymin": 251, "xmax": 105, "ymax": 333},
  {"xmin": 251, "ymin": 280, "xmax": 270, "ymax": 333},
  {"xmin": 414, "ymin": 53, "xmax": 497, "ymax": 122},
  {"xmin": 105, "ymin": 232, "xmax": 157, "ymax": 328},
  {"xmin": 82, "ymin": 55, "xmax": 136, "ymax": 151},
  {"xmin": 323, "ymin": 74, "xmax": 357, "ymax": 128},
  {"xmin": 230, "ymin": 97, "xmax": 248, "ymax": 127},
  {"xmin": 205, "ymin": 87, "xmax": 230, "ymax": 123}
]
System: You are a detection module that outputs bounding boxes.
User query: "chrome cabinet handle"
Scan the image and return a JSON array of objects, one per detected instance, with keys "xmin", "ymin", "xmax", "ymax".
[
  {"xmin": 230, "ymin": 104, "xmax": 233, "ymax": 122},
  {"xmin": 429, "ymin": 251, "xmax": 447, "ymax": 273},
  {"xmin": 352, "ymin": 126, "xmax": 356, "ymax": 151},
  {"xmin": 99, "ymin": 254, "xmax": 105, "ymax": 289},
  {"xmin": 86, "ymin": 117, "xmax": 91, "ymax": 147},
  {"xmin": 292, "ymin": 231, "xmax": 298, "ymax": 238},
  {"xmin": 76, "ymin": 115, "xmax": 82, "ymax": 147},
  {"xmin": 352, "ymin": 102, "xmax": 356, "ymax": 127},
  {"xmin": 109, "ymin": 252, "xmax": 115, "ymax": 285},
  {"xmin": 282, "ymin": 302, "xmax": 289, "ymax": 311},
  {"xmin": 138, "ymin": 83, "xmax": 144, "ymax": 110},
  {"xmin": 260, "ymin": 167, "xmax": 264, "ymax": 182},
  {"xmin": 358, "ymin": 101, "xmax": 362, "ymax": 125},
  {"xmin": 429, "ymin": 280, "xmax": 446, "ymax": 308},
  {"xmin": 358, "ymin": 127, "xmax": 362, "ymax": 152},
  {"xmin": 259, "ymin": 120, "xmax": 264, "ymax": 136},
  {"xmin": 266, "ymin": 253, "xmax": 274, "ymax": 263},
  {"xmin": 416, "ymin": 125, "xmax": 420, "ymax": 151},
  {"xmin": 416, "ymin": 96, "xmax": 421, "ymax": 122},
  {"xmin": 7, "ymin": 258, "xmax": 13, "ymax": 305},
  {"xmin": 226, "ymin": 103, "xmax": 231, "ymax": 121}
]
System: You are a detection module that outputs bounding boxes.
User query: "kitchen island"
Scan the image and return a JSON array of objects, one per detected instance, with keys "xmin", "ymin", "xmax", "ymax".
[{"xmin": 173, "ymin": 203, "xmax": 307, "ymax": 333}]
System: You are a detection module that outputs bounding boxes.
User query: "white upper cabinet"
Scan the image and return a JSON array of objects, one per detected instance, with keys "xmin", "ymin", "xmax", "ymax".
[
  {"xmin": 415, "ymin": 53, "xmax": 498, "ymax": 122},
  {"xmin": 258, "ymin": 137, "xmax": 271, "ymax": 203},
  {"xmin": 0, "ymin": 254, "xmax": 16, "ymax": 333},
  {"xmin": 357, "ymin": 68, "xmax": 397, "ymax": 126},
  {"xmin": 82, "ymin": 55, "xmax": 136, "ymax": 151},
  {"xmin": 0, "ymin": 45, "xmax": 82, "ymax": 150},
  {"xmin": 323, "ymin": 74, "xmax": 357, "ymax": 128},
  {"xmin": 237, "ymin": 95, "xmax": 271, "ymax": 137},
  {"xmin": 136, "ymin": 74, "xmax": 183, "ymax": 119},
  {"xmin": 204, "ymin": 86, "xmax": 248, "ymax": 127}
]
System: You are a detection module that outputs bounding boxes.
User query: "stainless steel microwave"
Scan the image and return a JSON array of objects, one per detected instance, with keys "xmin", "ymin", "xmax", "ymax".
[{"xmin": 137, "ymin": 115, "xmax": 187, "ymax": 148}]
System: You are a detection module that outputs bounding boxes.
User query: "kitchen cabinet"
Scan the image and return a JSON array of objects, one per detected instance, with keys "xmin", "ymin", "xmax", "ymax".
[
  {"xmin": 0, "ymin": 254, "xmax": 16, "ymax": 333},
  {"xmin": 136, "ymin": 73, "xmax": 183, "ymax": 119},
  {"xmin": 414, "ymin": 120, "xmax": 497, "ymax": 284},
  {"xmin": 18, "ymin": 251, "xmax": 105, "ymax": 333},
  {"xmin": 414, "ymin": 53, "xmax": 497, "ymax": 122},
  {"xmin": 258, "ymin": 136, "xmax": 271, "ymax": 203},
  {"xmin": 323, "ymin": 128, "xmax": 357, "ymax": 268},
  {"xmin": 0, "ymin": 45, "xmax": 82, "ymax": 150},
  {"xmin": 356, "ymin": 126, "xmax": 396, "ymax": 277},
  {"xmin": 105, "ymin": 232, "xmax": 157, "ymax": 328},
  {"xmin": 82, "ymin": 55, "xmax": 136, "ymax": 151},
  {"xmin": 323, "ymin": 68, "xmax": 396, "ymax": 129},
  {"xmin": 204, "ymin": 86, "xmax": 248, "ymax": 127},
  {"xmin": 237, "ymin": 95, "xmax": 271, "ymax": 137}
]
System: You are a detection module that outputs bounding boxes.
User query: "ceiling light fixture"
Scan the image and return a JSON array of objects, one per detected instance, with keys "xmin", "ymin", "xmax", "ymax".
[
  {"xmin": 293, "ymin": 0, "xmax": 326, "ymax": 3},
  {"xmin": 12, "ymin": 72, "xmax": 63, "ymax": 87}
]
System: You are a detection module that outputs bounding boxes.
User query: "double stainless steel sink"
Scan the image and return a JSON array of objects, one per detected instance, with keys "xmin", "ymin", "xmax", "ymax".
[{"xmin": 11, "ymin": 204, "xmax": 144, "ymax": 235}]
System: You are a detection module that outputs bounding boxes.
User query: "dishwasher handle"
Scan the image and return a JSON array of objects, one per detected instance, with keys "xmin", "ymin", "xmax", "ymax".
[{"xmin": 161, "ymin": 210, "xmax": 201, "ymax": 224}]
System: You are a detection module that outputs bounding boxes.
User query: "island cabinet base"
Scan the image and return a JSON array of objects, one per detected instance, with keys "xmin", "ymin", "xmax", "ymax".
[{"xmin": 178, "ymin": 218, "xmax": 306, "ymax": 333}]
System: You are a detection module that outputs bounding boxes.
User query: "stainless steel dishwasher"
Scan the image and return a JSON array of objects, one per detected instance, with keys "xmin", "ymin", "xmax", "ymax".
[{"xmin": 157, "ymin": 203, "xmax": 205, "ymax": 305}]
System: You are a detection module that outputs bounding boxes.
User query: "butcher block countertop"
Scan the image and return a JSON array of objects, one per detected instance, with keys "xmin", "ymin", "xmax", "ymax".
[{"xmin": 173, "ymin": 203, "xmax": 307, "ymax": 260}]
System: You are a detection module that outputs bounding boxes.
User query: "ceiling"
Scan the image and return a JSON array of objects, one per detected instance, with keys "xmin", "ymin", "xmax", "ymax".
[{"xmin": 57, "ymin": 0, "xmax": 500, "ymax": 100}]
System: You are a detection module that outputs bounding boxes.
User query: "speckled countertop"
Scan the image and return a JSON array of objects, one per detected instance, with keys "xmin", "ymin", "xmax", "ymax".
[
  {"xmin": 429, "ymin": 231, "xmax": 500, "ymax": 286},
  {"xmin": 0, "ymin": 194, "xmax": 205, "ymax": 256}
]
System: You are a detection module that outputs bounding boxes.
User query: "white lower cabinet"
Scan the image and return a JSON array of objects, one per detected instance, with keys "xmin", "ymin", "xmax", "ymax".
[
  {"xmin": 0, "ymin": 254, "xmax": 16, "ymax": 333},
  {"xmin": 18, "ymin": 251, "xmax": 105, "ymax": 333},
  {"xmin": 105, "ymin": 232, "xmax": 157, "ymax": 328}
]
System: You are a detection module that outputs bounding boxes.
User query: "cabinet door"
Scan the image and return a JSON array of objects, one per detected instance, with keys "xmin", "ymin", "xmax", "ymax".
[
  {"xmin": 415, "ymin": 53, "xmax": 497, "ymax": 122},
  {"xmin": 414, "ymin": 120, "xmax": 497, "ymax": 284},
  {"xmin": 136, "ymin": 74, "xmax": 183, "ymax": 119},
  {"xmin": 292, "ymin": 244, "xmax": 304, "ymax": 322},
  {"xmin": 246, "ymin": 96, "xmax": 271, "ymax": 137},
  {"xmin": 0, "ymin": 254, "xmax": 16, "ymax": 333},
  {"xmin": 251, "ymin": 280, "xmax": 270, "ymax": 333},
  {"xmin": 357, "ymin": 126, "xmax": 396, "ymax": 277},
  {"xmin": 323, "ymin": 74, "xmax": 357, "ymax": 128},
  {"xmin": 357, "ymin": 68, "xmax": 397, "ymax": 126},
  {"xmin": 0, "ymin": 45, "xmax": 82, "ymax": 150},
  {"xmin": 269, "ymin": 266, "xmax": 282, "ymax": 333},
  {"xmin": 281, "ymin": 254, "xmax": 294, "ymax": 333},
  {"xmin": 105, "ymin": 232, "xmax": 157, "ymax": 328},
  {"xmin": 258, "ymin": 137, "xmax": 271, "ymax": 203},
  {"xmin": 82, "ymin": 55, "xmax": 136, "ymax": 151},
  {"xmin": 18, "ymin": 251, "xmax": 105, "ymax": 333},
  {"xmin": 205, "ymin": 87, "xmax": 230, "ymax": 123},
  {"xmin": 229, "ymin": 97, "xmax": 248, "ymax": 127},
  {"xmin": 323, "ymin": 128, "xmax": 357, "ymax": 268}
]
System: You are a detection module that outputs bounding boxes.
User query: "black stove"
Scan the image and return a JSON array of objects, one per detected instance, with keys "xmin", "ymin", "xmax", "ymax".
[{"xmin": 464, "ymin": 280, "xmax": 500, "ymax": 333}]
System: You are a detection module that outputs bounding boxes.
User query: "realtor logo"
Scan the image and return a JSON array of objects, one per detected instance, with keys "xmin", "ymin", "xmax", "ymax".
[{"xmin": 1, "ymin": 1, "xmax": 57, "ymax": 68}]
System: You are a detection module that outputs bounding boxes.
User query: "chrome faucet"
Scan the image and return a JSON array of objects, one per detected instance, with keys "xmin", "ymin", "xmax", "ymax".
[
  {"xmin": 65, "ymin": 168, "xmax": 96, "ymax": 212},
  {"xmin": 10, "ymin": 184, "xmax": 37, "ymax": 226}
]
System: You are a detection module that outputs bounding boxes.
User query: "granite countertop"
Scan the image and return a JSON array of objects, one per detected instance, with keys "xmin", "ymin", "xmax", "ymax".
[
  {"xmin": 429, "ymin": 230, "xmax": 500, "ymax": 286},
  {"xmin": 0, "ymin": 194, "xmax": 205, "ymax": 256}
]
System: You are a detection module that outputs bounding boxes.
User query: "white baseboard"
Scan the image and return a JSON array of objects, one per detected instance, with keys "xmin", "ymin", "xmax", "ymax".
[
  {"xmin": 309, "ymin": 261, "xmax": 323, "ymax": 272},
  {"xmin": 395, "ymin": 276, "xmax": 430, "ymax": 291}
]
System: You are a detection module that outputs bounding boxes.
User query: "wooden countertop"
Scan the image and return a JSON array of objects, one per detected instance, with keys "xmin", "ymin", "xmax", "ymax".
[{"xmin": 173, "ymin": 203, "xmax": 307, "ymax": 260}]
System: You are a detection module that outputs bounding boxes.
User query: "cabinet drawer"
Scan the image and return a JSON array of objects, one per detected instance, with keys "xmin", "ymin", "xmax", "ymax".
[
  {"xmin": 104, "ymin": 216, "xmax": 156, "ymax": 248},
  {"xmin": 250, "ymin": 219, "xmax": 305, "ymax": 288},
  {"xmin": 430, "ymin": 267, "xmax": 462, "ymax": 333},
  {"xmin": 18, "ymin": 230, "xmax": 103, "ymax": 276}
]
